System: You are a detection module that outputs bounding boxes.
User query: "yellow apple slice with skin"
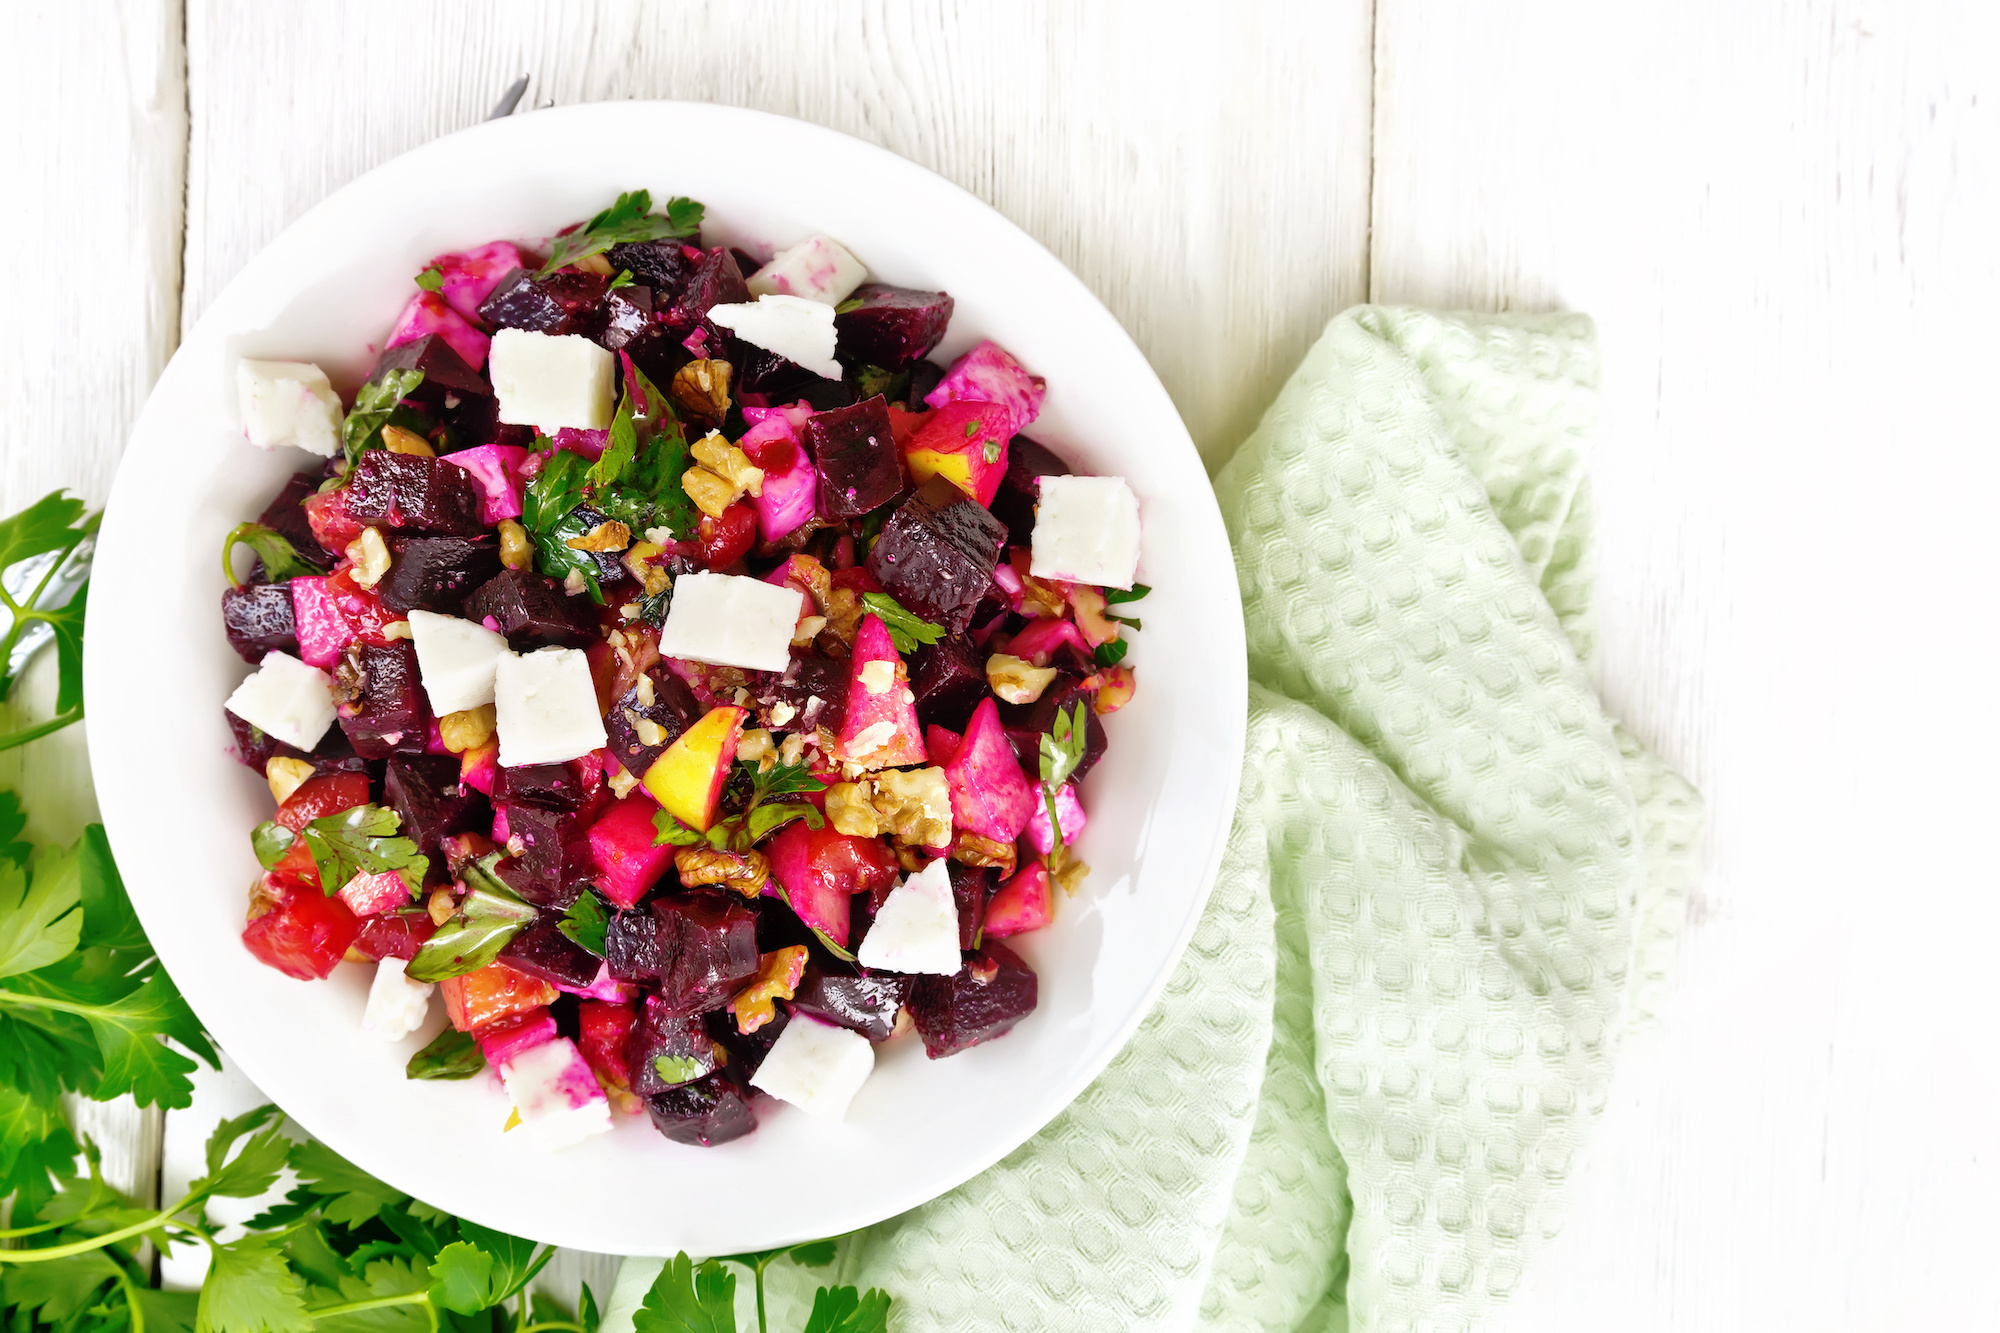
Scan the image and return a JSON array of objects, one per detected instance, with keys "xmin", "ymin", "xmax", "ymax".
[{"xmin": 642, "ymin": 704, "xmax": 748, "ymax": 831}]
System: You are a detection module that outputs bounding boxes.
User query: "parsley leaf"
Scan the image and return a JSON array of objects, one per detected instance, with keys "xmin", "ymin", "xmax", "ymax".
[
  {"xmin": 1103, "ymin": 582, "xmax": 1151, "ymax": 605},
  {"xmin": 341, "ymin": 370, "xmax": 426, "ymax": 471},
  {"xmin": 746, "ymin": 756, "xmax": 828, "ymax": 804},
  {"xmin": 631, "ymin": 1252, "xmax": 736, "ymax": 1333},
  {"xmin": 191, "ymin": 1103, "xmax": 293, "ymax": 1201},
  {"xmin": 1093, "ymin": 636, "xmax": 1130, "ymax": 668},
  {"xmin": 298, "ymin": 805, "xmax": 427, "ymax": 899},
  {"xmin": 636, "ymin": 587, "xmax": 672, "ymax": 627},
  {"xmin": 0, "ymin": 789, "xmax": 31, "ymax": 866},
  {"xmin": 405, "ymin": 1027, "xmax": 485, "ymax": 1081},
  {"xmin": 557, "ymin": 890, "xmax": 610, "ymax": 957},
  {"xmin": 591, "ymin": 359, "xmax": 697, "ymax": 540},
  {"xmin": 0, "ymin": 853, "xmax": 81, "ymax": 979},
  {"xmin": 651, "ymin": 809, "xmax": 707, "ymax": 848},
  {"xmin": 537, "ymin": 191, "xmax": 704, "ymax": 278},
  {"xmin": 861, "ymin": 593, "xmax": 944, "ymax": 655},
  {"xmin": 414, "ymin": 265, "xmax": 444, "ymax": 292},
  {"xmin": 427, "ymin": 1223, "xmax": 550, "ymax": 1314},
  {"xmin": 405, "ymin": 877, "xmax": 537, "ymax": 983},
  {"xmin": 223, "ymin": 522, "xmax": 325, "ymax": 589},
  {"xmin": 197, "ymin": 1234, "xmax": 314, "ymax": 1333},
  {"xmin": 288, "ymin": 1140, "xmax": 406, "ymax": 1226},
  {"xmin": 1039, "ymin": 700, "xmax": 1088, "ymax": 790},
  {"xmin": 0, "ymin": 491, "xmax": 97, "ymax": 728},
  {"xmin": 743, "ymin": 801, "xmax": 822, "ymax": 845},
  {"xmin": 251, "ymin": 821, "xmax": 295, "ymax": 871},
  {"xmin": 608, "ymin": 269, "xmax": 636, "ymax": 290},
  {"xmin": 849, "ymin": 365, "xmax": 908, "ymax": 402},
  {"xmin": 0, "ymin": 490, "xmax": 92, "ymax": 576},
  {"xmin": 522, "ymin": 450, "xmax": 605, "ymax": 600},
  {"xmin": 801, "ymin": 1286, "xmax": 894, "ymax": 1333}
]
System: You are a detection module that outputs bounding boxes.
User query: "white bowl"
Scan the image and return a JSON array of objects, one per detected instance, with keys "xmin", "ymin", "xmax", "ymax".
[{"xmin": 87, "ymin": 102, "xmax": 1246, "ymax": 1255}]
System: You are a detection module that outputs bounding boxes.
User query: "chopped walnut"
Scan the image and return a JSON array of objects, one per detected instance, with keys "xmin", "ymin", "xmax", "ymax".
[
  {"xmin": 498, "ymin": 519, "xmax": 533, "ymax": 570},
  {"xmin": 691, "ymin": 432, "xmax": 765, "ymax": 498},
  {"xmin": 572, "ymin": 253, "xmax": 614, "ymax": 277},
  {"xmin": 737, "ymin": 728, "xmax": 776, "ymax": 767},
  {"xmin": 675, "ymin": 847, "xmax": 770, "ymax": 898},
  {"xmin": 987, "ymin": 653, "xmax": 1059, "ymax": 705},
  {"xmin": 896, "ymin": 844, "xmax": 929, "ymax": 873},
  {"xmin": 380, "ymin": 424, "xmax": 435, "ymax": 457},
  {"xmin": 825, "ymin": 782, "xmax": 887, "ymax": 837},
  {"xmin": 768, "ymin": 700, "xmax": 797, "ymax": 727},
  {"xmin": 671, "ymin": 358, "xmax": 733, "ymax": 421},
  {"xmin": 873, "ymin": 767, "xmax": 953, "ymax": 847},
  {"xmin": 566, "ymin": 519, "xmax": 631, "ymax": 552},
  {"xmin": 1020, "ymin": 573, "xmax": 1070, "ymax": 620},
  {"xmin": 622, "ymin": 540, "xmax": 672, "ymax": 596},
  {"xmin": 779, "ymin": 731, "xmax": 807, "ymax": 767},
  {"xmin": 247, "ymin": 875, "xmax": 283, "ymax": 922},
  {"xmin": 346, "ymin": 527, "xmax": 392, "ymax": 589},
  {"xmin": 264, "ymin": 755, "xmax": 314, "ymax": 805},
  {"xmin": 623, "ymin": 708, "xmax": 666, "ymax": 748},
  {"xmin": 681, "ymin": 465, "xmax": 741, "ymax": 519},
  {"xmin": 438, "ymin": 704, "xmax": 496, "ymax": 753},
  {"xmin": 606, "ymin": 763, "xmax": 639, "ymax": 799},
  {"xmin": 950, "ymin": 830, "xmax": 1018, "ymax": 878},
  {"xmin": 427, "ymin": 887, "xmax": 457, "ymax": 925},
  {"xmin": 790, "ymin": 614, "xmax": 829, "ymax": 648},
  {"xmin": 821, "ymin": 587, "xmax": 866, "ymax": 649},
  {"xmin": 635, "ymin": 674, "xmax": 656, "ymax": 707},
  {"xmin": 1054, "ymin": 858, "xmax": 1091, "ymax": 896},
  {"xmin": 381, "ymin": 619, "xmax": 412, "ymax": 641}
]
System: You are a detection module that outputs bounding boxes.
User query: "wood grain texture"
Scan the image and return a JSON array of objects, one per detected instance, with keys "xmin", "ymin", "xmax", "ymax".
[
  {"xmin": 1372, "ymin": 2, "xmax": 2000, "ymax": 1328},
  {"xmin": 0, "ymin": 0, "xmax": 186, "ymax": 1208}
]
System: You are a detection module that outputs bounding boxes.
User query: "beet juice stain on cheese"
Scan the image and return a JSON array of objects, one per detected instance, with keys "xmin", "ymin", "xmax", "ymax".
[{"xmin": 219, "ymin": 192, "xmax": 1145, "ymax": 1148}]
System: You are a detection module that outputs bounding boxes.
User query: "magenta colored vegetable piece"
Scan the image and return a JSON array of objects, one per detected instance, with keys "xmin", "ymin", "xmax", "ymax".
[
  {"xmin": 337, "ymin": 871, "xmax": 411, "ymax": 918},
  {"xmin": 941, "ymin": 697, "xmax": 1036, "ymax": 844},
  {"xmin": 429, "ymin": 241, "xmax": 528, "ymax": 322},
  {"xmin": 908, "ymin": 941, "xmax": 1038, "ymax": 1058},
  {"xmin": 740, "ymin": 400, "xmax": 814, "ymax": 430},
  {"xmin": 387, "ymin": 290, "xmax": 490, "ymax": 371},
  {"xmin": 923, "ymin": 339, "xmax": 1047, "ymax": 437},
  {"xmin": 1025, "ymin": 781, "xmax": 1086, "ymax": 855},
  {"xmin": 925, "ymin": 724, "xmax": 961, "ymax": 767},
  {"xmin": 1004, "ymin": 617, "xmax": 1092, "ymax": 668},
  {"xmin": 741, "ymin": 415, "xmax": 819, "ymax": 542},
  {"xmin": 338, "ymin": 642, "xmax": 430, "ymax": 760},
  {"xmin": 289, "ymin": 576, "xmax": 353, "ymax": 668},
  {"xmin": 550, "ymin": 427, "xmax": 608, "ymax": 461},
  {"xmin": 764, "ymin": 820, "xmax": 848, "ymax": 946},
  {"xmin": 984, "ymin": 863, "xmax": 1054, "ymax": 938},
  {"xmin": 461, "ymin": 746, "xmax": 497, "ymax": 795},
  {"xmin": 499, "ymin": 919, "xmax": 601, "ymax": 989},
  {"xmin": 440, "ymin": 443, "xmax": 528, "ymax": 523},
  {"xmin": 556, "ymin": 961, "xmax": 638, "ymax": 1002},
  {"xmin": 834, "ymin": 615, "xmax": 925, "ymax": 769},
  {"xmin": 587, "ymin": 795, "xmax": 677, "ymax": 909},
  {"xmin": 479, "ymin": 1009, "xmax": 559, "ymax": 1065},
  {"xmin": 222, "ymin": 584, "xmax": 298, "ymax": 663}
]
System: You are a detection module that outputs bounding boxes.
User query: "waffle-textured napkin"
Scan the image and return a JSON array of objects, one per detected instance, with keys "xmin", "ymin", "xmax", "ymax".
[{"xmin": 617, "ymin": 307, "xmax": 1703, "ymax": 1332}]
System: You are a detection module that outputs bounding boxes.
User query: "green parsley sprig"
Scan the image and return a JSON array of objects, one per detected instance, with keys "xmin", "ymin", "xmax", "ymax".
[
  {"xmin": 861, "ymin": 593, "xmax": 944, "ymax": 655},
  {"xmin": 0, "ymin": 492, "xmax": 98, "ymax": 752},
  {"xmin": 634, "ymin": 1243, "xmax": 890, "ymax": 1333},
  {"xmin": 537, "ymin": 190, "xmax": 704, "ymax": 278},
  {"xmin": 223, "ymin": 522, "xmax": 325, "ymax": 590},
  {"xmin": 1037, "ymin": 701, "xmax": 1089, "ymax": 853},
  {"xmin": 340, "ymin": 370, "xmax": 427, "ymax": 471}
]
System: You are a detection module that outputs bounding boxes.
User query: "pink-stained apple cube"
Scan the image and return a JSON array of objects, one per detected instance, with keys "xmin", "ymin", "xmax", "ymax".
[
  {"xmin": 923, "ymin": 340, "xmax": 1046, "ymax": 437},
  {"xmin": 428, "ymin": 241, "xmax": 529, "ymax": 322},
  {"xmin": 387, "ymin": 290, "xmax": 491, "ymax": 370},
  {"xmin": 337, "ymin": 870, "xmax": 412, "ymax": 918},
  {"xmin": 941, "ymin": 698, "xmax": 1036, "ymax": 844},
  {"xmin": 1025, "ymin": 781, "xmax": 1087, "ymax": 855},
  {"xmin": 439, "ymin": 443, "xmax": 529, "ymax": 523},
  {"xmin": 587, "ymin": 795, "xmax": 677, "ymax": 908}
]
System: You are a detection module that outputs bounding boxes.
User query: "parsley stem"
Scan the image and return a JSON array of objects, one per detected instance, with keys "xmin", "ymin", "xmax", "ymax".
[
  {"xmin": 120, "ymin": 1272, "xmax": 147, "ymax": 1333},
  {"xmin": 755, "ymin": 1260, "xmax": 769, "ymax": 1333},
  {"xmin": 518, "ymin": 1323, "xmax": 585, "ymax": 1333},
  {"xmin": 0, "ymin": 985, "xmax": 115, "ymax": 1019},
  {"xmin": 306, "ymin": 1292, "xmax": 435, "ymax": 1320},
  {"xmin": 0, "ymin": 705, "xmax": 84, "ymax": 752},
  {"xmin": 0, "ymin": 1193, "xmax": 194, "ymax": 1263}
]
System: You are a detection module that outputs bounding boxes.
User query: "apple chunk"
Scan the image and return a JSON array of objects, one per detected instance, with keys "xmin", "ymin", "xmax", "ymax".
[
  {"xmin": 642, "ymin": 704, "xmax": 747, "ymax": 831},
  {"xmin": 903, "ymin": 401, "xmax": 1012, "ymax": 507}
]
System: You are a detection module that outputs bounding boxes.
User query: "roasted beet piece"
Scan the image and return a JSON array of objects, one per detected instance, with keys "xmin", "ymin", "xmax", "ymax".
[
  {"xmin": 492, "ymin": 762, "xmax": 587, "ymax": 812},
  {"xmin": 999, "ymin": 675, "xmax": 1107, "ymax": 783},
  {"xmin": 738, "ymin": 348, "xmax": 856, "ymax": 411},
  {"xmin": 604, "ymin": 903, "xmax": 664, "ymax": 983},
  {"xmin": 372, "ymin": 334, "xmax": 492, "ymax": 401},
  {"xmin": 990, "ymin": 435, "xmax": 1074, "ymax": 548},
  {"xmin": 377, "ymin": 537, "xmax": 501, "ymax": 615},
  {"xmin": 908, "ymin": 359, "xmax": 945, "ymax": 408},
  {"xmin": 665, "ymin": 248, "xmax": 750, "ymax": 330},
  {"xmin": 804, "ymin": 396, "xmax": 903, "ymax": 521},
  {"xmin": 834, "ymin": 284, "xmax": 954, "ymax": 369},
  {"xmin": 909, "ymin": 941, "xmax": 1037, "ymax": 1058},
  {"xmin": 493, "ymin": 804, "xmax": 574, "ymax": 908},
  {"xmin": 707, "ymin": 1006, "xmax": 788, "ymax": 1084},
  {"xmin": 337, "ymin": 642, "xmax": 429, "ymax": 759},
  {"xmin": 603, "ymin": 891, "xmax": 759, "ymax": 1016},
  {"xmin": 594, "ymin": 286, "xmax": 653, "ymax": 351},
  {"xmin": 257, "ymin": 472, "xmax": 335, "ymax": 566},
  {"xmin": 604, "ymin": 665, "xmax": 703, "ymax": 777},
  {"xmin": 498, "ymin": 917, "xmax": 602, "ymax": 990},
  {"xmin": 626, "ymin": 998, "xmax": 719, "ymax": 1097},
  {"xmin": 382, "ymin": 754, "xmax": 485, "ymax": 853},
  {"xmin": 948, "ymin": 863, "xmax": 995, "ymax": 951},
  {"xmin": 221, "ymin": 583, "xmax": 298, "ymax": 662},
  {"xmin": 866, "ymin": 477, "xmax": 1008, "ymax": 635},
  {"xmin": 462, "ymin": 569, "xmax": 596, "ymax": 648},
  {"xmin": 354, "ymin": 910, "xmax": 435, "ymax": 962},
  {"xmin": 607, "ymin": 239, "xmax": 691, "ymax": 291},
  {"xmin": 225, "ymin": 708, "xmax": 286, "ymax": 771},
  {"xmin": 791, "ymin": 966, "xmax": 911, "ymax": 1042},
  {"xmin": 748, "ymin": 654, "xmax": 848, "ymax": 737},
  {"xmin": 344, "ymin": 452, "xmax": 485, "ymax": 538},
  {"xmin": 478, "ymin": 268, "xmax": 608, "ymax": 335},
  {"xmin": 619, "ymin": 324, "xmax": 693, "ymax": 391},
  {"xmin": 646, "ymin": 1072, "xmax": 756, "ymax": 1147},
  {"xmin": 909, "ymin": 634, "xmax": 987, "ymax": 732}
]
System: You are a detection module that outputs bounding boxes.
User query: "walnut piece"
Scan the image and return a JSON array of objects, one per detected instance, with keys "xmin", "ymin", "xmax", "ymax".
[
  {"xmin": 671, "ymin": 358, "xmax": 733, "ymax": 421},
  {"xmin": 565, "ymin": 519, "xmax": 632, "ymax": 552},
  {"xmin": 674, "ymin": 847, "xmax": 771, "ymax": 898}
]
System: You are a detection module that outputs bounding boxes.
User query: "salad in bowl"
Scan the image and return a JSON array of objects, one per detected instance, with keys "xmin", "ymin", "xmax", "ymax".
[{"xmin": 218, "ymin": 191, "xmax": 1147, "ymax": 1152}]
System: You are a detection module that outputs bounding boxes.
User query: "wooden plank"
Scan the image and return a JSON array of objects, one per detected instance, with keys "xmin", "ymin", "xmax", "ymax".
[
  {"xmin": 1371, "ymin": 2, "xmax": 2000, "ymax": 1327},
  {"xmin": 0, "ymin": 0, "xmax": 187, "ymax": 1207}
]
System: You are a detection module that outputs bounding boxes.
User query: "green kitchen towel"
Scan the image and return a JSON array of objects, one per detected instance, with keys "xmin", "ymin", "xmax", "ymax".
[{"xmin": 653, "ymin": 307, "xmax": 1703, "ymax": 1332}]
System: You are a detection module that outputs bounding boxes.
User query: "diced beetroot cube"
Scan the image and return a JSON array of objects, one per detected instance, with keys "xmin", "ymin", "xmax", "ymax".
[
  {"xmin": 925, "ymin": 724, "xmax": 962, "ymax": 766},
  {"xmin": 345, "ymin": 452, "xmax": 486, "ymax": 537},
  {"xmin": 387, "ymin": 290, "xmax": 490, "ymax": 371},
  {"xmin": 222, "ymin": 583, "xmax": 298, "ymax": 663},
  {"xmin": 427, "ymin": 241, "xmax": 528, "ymax": 322},
  {"xmin": 493, "ymin": 762, "xmax": 589, "ymax": 812},
  {"xmin": 1025, "ymin": 781, "xmax": 1086, "ymax": 855},
  {"xmin": 242, "ymin": 883, "xmax": 359, "ymax": 981},
  {"xmin": 353, "ymin": 910, "xmax": 437, "ymax": 961},
  {"xmin": 338, "ymin": 642, "xmax": 431, "ymax": 760},
  {"xmin": 604, "ymin": 891, "xmax": 759, "ymax": 1017},
  {"xmin": 764, "ymin": 821, "xmax": 901, "ymax": 948},
  {"xmin": 865, "ymin": 478, "xmax": 1008, "ymax": 635},
  {"xmin": 558, "ymin": 961, "xmax": 638, "ymax": 1003},
  {"xmin": 372, "ymin": 331, "xmax": 493, "ymax": 401},
  {"xmin": 789, "ymin": 967, "xmax": 911, "ymax": 1042},
  {"xmin": 748, "ymin": 654, "xmax": 847, "ymax": 738},
  {"xmin": 479, "ymin": 268, "xmax": 586, "ymax": 335},
  {"xmin": 908, "ymin": 940, "xmax": 1038, "ymax": 1058},
  {"xmin": 594, "ymin": 285, "xmax": 653, "ymax": 351},
  {"xmin": 923, "ymin": 340, "xmax": 1046, "ymax": 438},
  {"xmin": 941, "ymin": 698, "xmax": 1036, "ymax": 844},
  {"xmin": 999, "ymin": 676, "xmax": 1107, "ymax": 784},
  {"xmin": 909, "ymin": 633, "xmax": 987, "ymax": 733},
  {"xmin": 948, "ymin": 863, "xmax": 995, "ymax": 950},
  {"xmin": 257, "ymin": 471, "xmax": 337, "ymax": 566},
  {"xmin": 463, "ymin": 569, "xmax": 596, "ymax": 649},
  {"xmin": 803, "ymin": 396, "xmax": 904, "ymax": 521},
  {"xmin": 665, "ymin": 247, "xmax": 750, "ymax": 331},
  {"xmin": 493, "ymin": 804, "xmax": 575, "ymax": 908},
  {"xmin": 989, "ymin": 434, "xmax": 1070, "ymax": 547},
  {"xmin": 834, "ymin": 284, "xmax": 954, "ymax": 368},
  {"xmin": 383, "ymin": 754, "xmax": 486, "ymax": 853},
  {"xmin": 336, "ymin": 869, "xmax": 411, "ymax": 918},
  {"xmin": 834, "ymin": 615, "xmax": 926, "ymax": 770},
  {"xmin": 626, "ymin": 997, "xmax": 719, "ymax": 1097},
  {"xmin": 606, "ymin": 239, "xmax": 689, "ymax": 291},
  {"xmin": 440, "ymin": 962, "xmax": 557, "ymax": 1032},
  {"xmin": 378, "ymin": 536, "xmax": 501, "ymax": 616},
  {"xmin": 586, "ymin": 796, "xmax": 676, "ymax": 909},
  {"xmin": 226, "ymin": 708, "xmax": 287, "ymax": 772},
  {"xmin": 605, "ymin": 664, "xmax": 703, "ymax": 779},
  {"xmin": 575, "ymin": 999, "xmax": 638, "ymax": 1092},
  {"xmin": 619, "ymin": 323, "xmax": 693, "ymax": 395},
  {"xmin": 476, "ymin": 1006, "xmax": 558, "ymax": 1064},
  {"xmin": 303, "ymin": 486, "xmax": 366, "ymax": 553},
  {"xmin": 645, "ymin": 1071, "xmax": 755, "ymax": 1147},
  {"xmin": 439, "ymin": 443, "xmax": 527, "ymax": 524},
  {"xmin": 498, "ymin": 917, "xmax": 602, "ymax": 990},
  {"xmin": 984, "ymin": 863, "xmax": 1054, "ymax": 938},
  {"xmin": 274, "ymin": 771, "xmax": 371, "ymax": 831},
  {"xmin": 738, "ymin": 347, "xmax": 859, "ymax": 413}
]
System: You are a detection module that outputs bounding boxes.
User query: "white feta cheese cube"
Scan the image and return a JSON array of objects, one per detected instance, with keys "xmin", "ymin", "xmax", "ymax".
[
  {"xmin": 407, "ymin": 610, "xmax": 510, "ymax": 715},
  {"xmin": 489, "ymin": 329, "xmax": 616, "ymax": 431},
  {"xmin": 1029, "ymin": 474, "xmax": 1142, "ymax": 590},
  {"xmin": 360, "ymin": 957, "xmax": 434, "ymax": 1040},
  {"xmin": 746, "ymin": 235, "xmax": 868, "ymax": 305},
  {"xmin": 750, "ymin": 1015, "xmax": 875, "ymax": 1120},
  {"xmin": 855, "ymin": 858, "xmax": 962, "ymax": 975},
  {"xmin": 656, "ymin": 572, "xmax": 804, "ymax": 673},
  {"xmin": 225, "ymin": 651, "xmax": 337, "ymax": 750},
  {"xmin": 704, "ymin": 296, "xmax": 840, "ymax": 380},
  {"xmin": 237, "ymin": 359, "xmax": 343, "ymax": 456},
  {"xmin": 493, "ymin": 646, "xmax": 607, "ymax": 767},
  {"xmin": 499, "ymin": 1037, "xmax": 612, "ymax": 1151}
]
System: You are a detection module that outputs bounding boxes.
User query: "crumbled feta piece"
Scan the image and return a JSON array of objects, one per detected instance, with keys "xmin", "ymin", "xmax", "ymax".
[
  {"xmin": 489, "ymin": 328, "xmax": 616, "ymax": 431},
  {"xmin": 237, "ymin": 359, "xmax": 342, "ymax": 456},
  {"xmin": 1029, "ymin": 475, "xmax": 1142, "ymax": 590},
  {"xmin": 746, "ymin": 235, "xmax": 868, "ymax": 305},
  {"xmin": 493, "ymin": 647, "xmax": 608, "ymax": 767},
  {"xmin": 704, "ymin": 296, "xmax": 840, "ymax": 380},
  {"xmin": 498, "ymin": 1037, "xmax": 612, "ymax": 1151},
  {"xmin": 224, "ymin": 651, "xmax": 337, "ymax": 750},
  {"xmin": 407, "ymin": 610, "xmax": 510, "ymax": 714},
  {"xmin": 360, "ymin": 957, "xmax": 434, "ymax": 1040},
  {"xmin": 750, "ymin": 1015, "xmax": 875, "ymax": 1119},
  {"xmin": 855, "ymin": 858, "xmax": 962, "ymax": 975},
  {"xmin": 656, "ymin": 572, "xmax": 804, "ymax": 673}
]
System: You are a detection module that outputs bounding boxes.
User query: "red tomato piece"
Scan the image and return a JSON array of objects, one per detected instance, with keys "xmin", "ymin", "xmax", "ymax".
[
  {"xmin": 267, "ymin": 838, "xmax": 321, "ymax": 891},
  {"xmin": 439, "ymin": 963, "xmax": 557, "ymax": 1033},
  {"xmin": 575, "ymin": 999, "xmax": 638, "ymax": 1091},
  {"xmin": 697, "ymin": 504, "xmax": 756, "ymax": 570},
  {"xmin": 242, "ymin": 883, "xmax": 360, "ymax": 980},
  {"xmin": 275, "ymin": 772, "xmax": 371, "ymax": 830},
  {"xmin": 353, "ymin": 910, "xmax": 438, "ymax": 961}
]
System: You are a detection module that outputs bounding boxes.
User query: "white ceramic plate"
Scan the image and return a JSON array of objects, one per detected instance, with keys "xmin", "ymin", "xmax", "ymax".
[{"xmin": 86, "ymin": 102, "xmax": 1245, "ymax": 1255}]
